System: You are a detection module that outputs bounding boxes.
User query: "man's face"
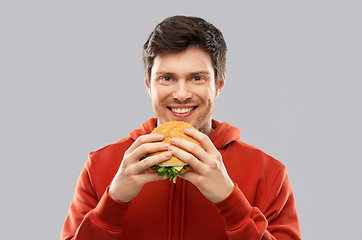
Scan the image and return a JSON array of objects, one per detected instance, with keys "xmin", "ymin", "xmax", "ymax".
[{"xmin": 145, "ymin": 46, "xmax": 225, "ymax": 135}]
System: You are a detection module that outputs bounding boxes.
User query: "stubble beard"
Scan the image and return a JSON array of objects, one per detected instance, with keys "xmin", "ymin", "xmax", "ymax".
[
  {"xmin": 152, "ymin": 99, "xmax": 215, "ymax": 134},
  {"xmin": 193, "ymin": 99, "xmax": 214, "ymax": 135}
]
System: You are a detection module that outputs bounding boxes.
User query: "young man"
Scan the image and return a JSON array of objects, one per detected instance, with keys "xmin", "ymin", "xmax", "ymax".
[{"xmin": 61, "ymin": 16, "xmax": 301, "ymax": 239}]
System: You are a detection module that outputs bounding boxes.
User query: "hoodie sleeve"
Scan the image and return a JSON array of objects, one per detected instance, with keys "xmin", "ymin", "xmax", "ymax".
[
  {"xmin": 60, "ymin": 156, "xmax": 129, "ymax": 240},
  {"xmin": 215, "ymin": 167, "xmax": 301, "ymax": 239}
]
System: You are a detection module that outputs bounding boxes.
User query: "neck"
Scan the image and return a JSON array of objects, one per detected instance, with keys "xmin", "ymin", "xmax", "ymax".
[{"xmin": 199, "ymin": 123, "xmax": 214, "ymax": 136}]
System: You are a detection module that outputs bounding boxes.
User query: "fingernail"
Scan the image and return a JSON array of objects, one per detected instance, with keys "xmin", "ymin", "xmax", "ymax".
[
  {"xmin": 164, "ymin": 143, "xmax": 170, "ymax": 148},
  {"xmin": 184, "ymin": 128, "xmax": 191, "ymax": 133},
  {"xmin": 165, "ymin": 151, "xmax": 172, "ymax": 157},
  {"xmin": 168, "ymin": 146, "xmax": 174, "ymax": 151},
  {"xmin": 170, "ymin": 138, "xmax": 176, "ymax": 144},
  {"xmin": 158, "ymin": 134, "xmax": 164, "ymax": 139}
]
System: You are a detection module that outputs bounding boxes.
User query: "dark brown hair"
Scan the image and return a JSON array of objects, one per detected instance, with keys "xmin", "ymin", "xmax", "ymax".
[{"xmin": 143, "ymin": 15, "xmax": 227, "ymax": 84}]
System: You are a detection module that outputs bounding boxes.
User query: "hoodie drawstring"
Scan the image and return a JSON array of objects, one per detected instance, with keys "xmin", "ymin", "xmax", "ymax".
[
  {"xmin": 180, "ymin": 179, "xmax": 186, "ymax": 240},
  {"xmin": 167, "ymin": 182, "xmax": 175, "ymax": 240},
  {"xmin": 167, "ymin": 179, "xmax": 186, "ymax": 240}
]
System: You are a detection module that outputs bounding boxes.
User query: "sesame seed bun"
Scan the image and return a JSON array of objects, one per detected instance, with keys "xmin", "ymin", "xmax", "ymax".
[{"xmin": 149, "ymin": 121, "xmax": 203, "ymax": 167}]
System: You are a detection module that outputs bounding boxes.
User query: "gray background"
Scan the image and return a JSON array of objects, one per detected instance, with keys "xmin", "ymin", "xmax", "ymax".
[{"xmin": 1, "ymin": 1, "xmax": 361, "ymax": 239}]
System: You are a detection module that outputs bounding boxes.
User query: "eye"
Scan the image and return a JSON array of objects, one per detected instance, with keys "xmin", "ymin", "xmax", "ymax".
[
  {"xmin": 159, "ymin": 76, "xmax": 173, "ymax": 83},
  {"xmin": 191, "ymin": 76, "xmax": 205, "ymax": 82}
]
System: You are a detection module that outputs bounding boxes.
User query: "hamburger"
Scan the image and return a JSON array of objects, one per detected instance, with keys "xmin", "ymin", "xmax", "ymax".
[{"xmin": 147, "ymin": 121, "xmax": 203, "ymax": 183}]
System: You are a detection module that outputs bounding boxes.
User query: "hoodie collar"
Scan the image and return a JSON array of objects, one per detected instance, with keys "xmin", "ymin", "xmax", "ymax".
[
  {"xmin": 128, "ymin": 118, "xmax": 157, "ymax": 140},
  {"xmin": 209, "ymin": 119, "xmax": 241, "ymax": 149},
  {"xmin": 128, "ymin": 118, "xmax": 241, "ymax": 150}
]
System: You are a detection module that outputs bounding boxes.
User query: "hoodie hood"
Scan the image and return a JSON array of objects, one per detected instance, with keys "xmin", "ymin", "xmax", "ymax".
[
  {"xmin": 209, "ymin": 119, "xmax": 241, "ymax": 149},
  {"xmin": 128, "ymin": 118, "xmax": 241, "ymax": 150}
]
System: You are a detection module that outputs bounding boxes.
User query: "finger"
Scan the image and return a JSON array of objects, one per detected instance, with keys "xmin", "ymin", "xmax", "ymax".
[
  {"xmin": 170, "ymin": 137, "xmax": 209, "ymax": 163},
  {"xmin": 127, "ymin": 134, "xmax": 164, "ymax": 154},
  {"xmin": 137, "ymin": 172, "xmax": 164, "ymax": 185},
  {"xmin": 168, "ymin": 145, "xmax": 205, "ymax": 174},
  {"xmin": 124, "ymin": 151, "xmax": 171, "ymax": 176},
  {"xmin": 184, "ymin": 128, "xmax": 217, "ymax": 154},
  {"xmin": 137, "ymin": 151, "xmax": 172, "ymax": 173},
  {"xmin": 131, "ymin": 141, "xmax": 170, "ymax": 161},
  {"xmin": 178, "ymin": 171, "xmax": 199, "ymax": 185}
]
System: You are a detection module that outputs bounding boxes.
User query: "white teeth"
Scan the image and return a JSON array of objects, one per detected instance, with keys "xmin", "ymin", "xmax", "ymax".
[{"xmin": 171, "ymin": 107, "xmax": 194, "ymax": 113}]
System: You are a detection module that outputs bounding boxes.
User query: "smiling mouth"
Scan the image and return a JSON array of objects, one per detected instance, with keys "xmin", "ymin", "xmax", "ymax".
[{"xmin": 168, "ymin": 107, "xmax": 197, "ymax": 114}]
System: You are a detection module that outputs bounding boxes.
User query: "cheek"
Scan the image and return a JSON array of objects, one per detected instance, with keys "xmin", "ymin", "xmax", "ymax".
[
  {"xmin": 151, "ymin": 88, "xmax": 168, "ymax": 103},
  {"xmin": 199, "ymin": 89, "xmax": 215, "ymax": 103}
]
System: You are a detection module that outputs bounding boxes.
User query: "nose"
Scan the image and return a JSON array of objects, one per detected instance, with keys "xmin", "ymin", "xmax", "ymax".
[{"xmin": 172, "ymin": 81, "xmax": 192, "ymax": 102}]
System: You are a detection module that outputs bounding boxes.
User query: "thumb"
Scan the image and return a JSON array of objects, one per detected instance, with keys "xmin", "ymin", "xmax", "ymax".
[{"xmin": 178, "ymin": 171, "xmax": 197, "ymax": 185}]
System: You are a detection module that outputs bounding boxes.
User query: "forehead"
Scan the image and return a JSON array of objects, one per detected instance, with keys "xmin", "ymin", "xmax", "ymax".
[{"xmin": 151, "ymin": 47, "xmax": 214, "ymax": 75}]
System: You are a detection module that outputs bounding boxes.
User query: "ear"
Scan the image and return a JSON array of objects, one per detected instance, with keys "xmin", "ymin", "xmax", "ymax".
[
  {"xmin": 216, "ymin": 72, "xmax": 226, "ymax": 97},
  {"xmin": 144, "ymin": 73, "xmax": 151, "ymax": 96}
]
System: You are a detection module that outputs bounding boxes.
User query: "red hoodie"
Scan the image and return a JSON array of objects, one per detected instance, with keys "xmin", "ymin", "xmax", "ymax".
[{"xmin": 61, "ymin": 118, "xmax": 301, "ymax": 239}]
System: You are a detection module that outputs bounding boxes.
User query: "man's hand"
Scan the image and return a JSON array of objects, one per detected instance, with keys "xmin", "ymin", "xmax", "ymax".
[
  {"xmin": 109, "ymin": 134, "xmax": 171, "ymax": 203},
  {"xmin": 169, "ymin": 128, "xmax": 235, "ymax": 203}
]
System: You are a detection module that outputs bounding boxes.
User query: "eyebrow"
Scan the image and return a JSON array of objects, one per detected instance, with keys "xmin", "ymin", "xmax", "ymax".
[
  {"xmin": 154, "ymin": 71, "xmax": 174, "ymax": 76},
  {"xmin": 154, "ymin": 71, "xmax": 211, "ymax": 76},
  {"xmin": 189, "ymin": 71, "xmax": 211, "ymax": 76}
]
